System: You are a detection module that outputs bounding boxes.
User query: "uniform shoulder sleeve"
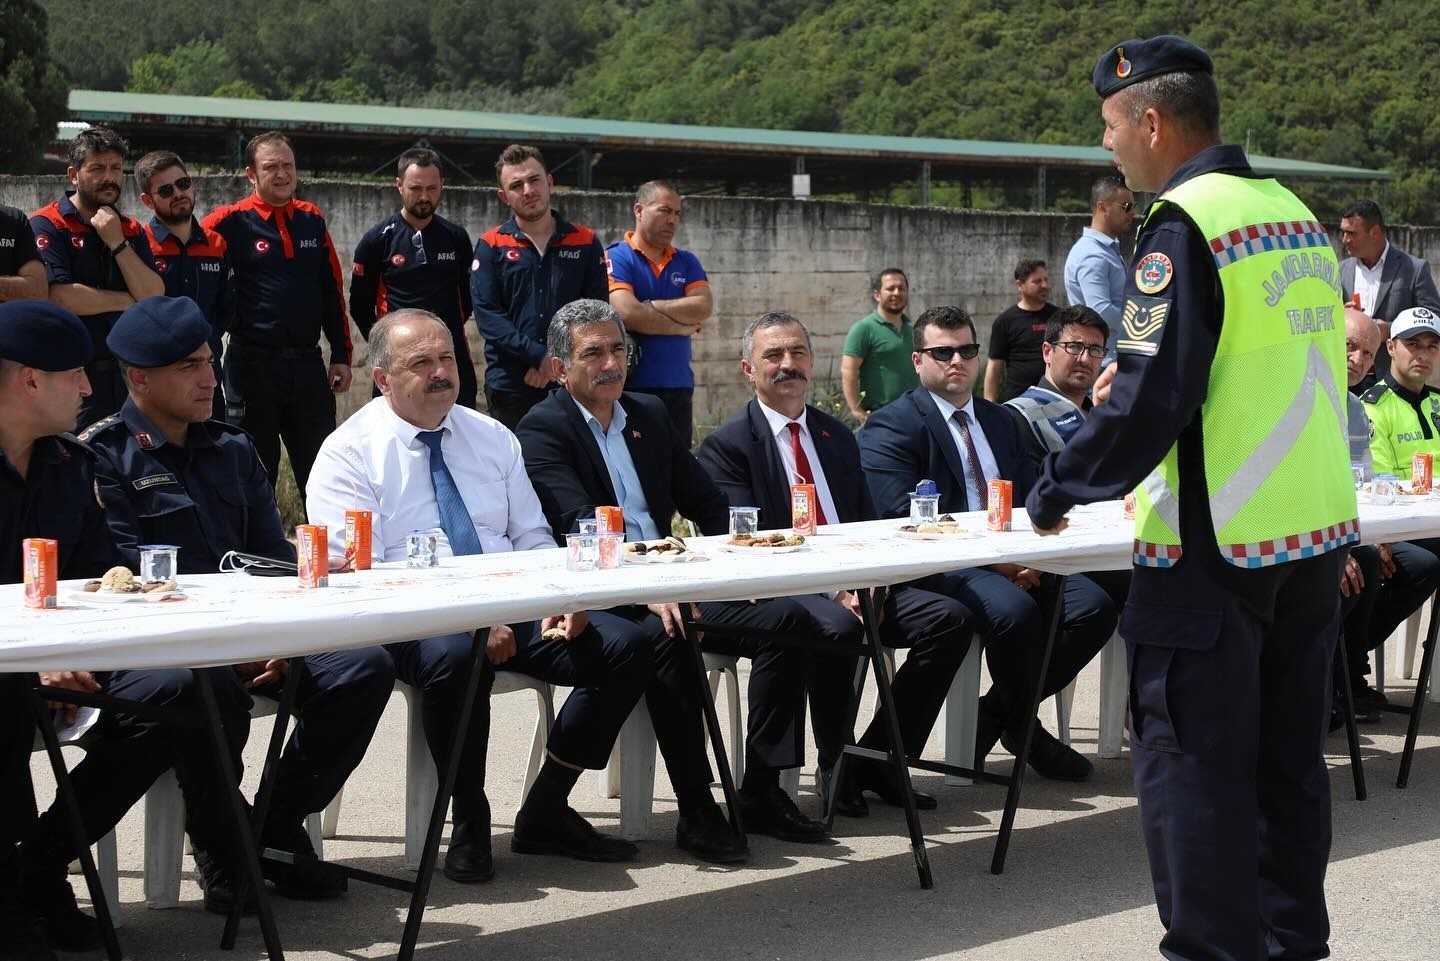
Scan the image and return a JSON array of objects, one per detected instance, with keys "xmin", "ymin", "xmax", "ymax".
[{"xmin": 75, "ymin": 414, "xmax": 124, "ymax": 446}]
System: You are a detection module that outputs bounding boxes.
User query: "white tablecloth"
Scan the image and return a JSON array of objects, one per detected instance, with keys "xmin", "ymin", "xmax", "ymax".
[{"xmin": 4, "ymin": 497, "xmax": 1439, "ymax": 673}]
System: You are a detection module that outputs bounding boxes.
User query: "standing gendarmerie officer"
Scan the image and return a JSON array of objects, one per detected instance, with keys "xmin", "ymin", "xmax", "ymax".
[
  {"xmin": 1025, "ymin": 37, "xmax": 1358, "ymax": 961},
  {"xmin": 0, "ymin": 300, "xmax": 249, "ymax": 953},
  {"xmin": 351, "ymin": 148, "xmax": 477, "ymax": 408},
  {"xmin": 83, "ymin": 296, "xmax": 393, "ymax": 905}
]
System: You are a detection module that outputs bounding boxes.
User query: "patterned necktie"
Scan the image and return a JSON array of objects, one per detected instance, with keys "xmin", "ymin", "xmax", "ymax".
[
  {"xmin": 787, "ymin": 422, "xmax": 830, "ymax": 525},
  {"xmin": 417, "ymin": 430, "xmax": 483, "ymax": 555},
  {"xmin": 953, "ymin": 410, "xmax": 989, "ymax": 510}
]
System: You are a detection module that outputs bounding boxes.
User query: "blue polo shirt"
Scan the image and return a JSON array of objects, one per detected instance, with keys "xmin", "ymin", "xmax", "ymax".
[{"xmin": 605, "ymin": 231, "xmax": 709, "ymax": 389}]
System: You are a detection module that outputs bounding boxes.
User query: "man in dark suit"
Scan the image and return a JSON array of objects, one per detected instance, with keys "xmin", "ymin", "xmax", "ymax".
[
  {"xmin": 697, "ymin": 310, "xmax": 972, "ymax": 813},
  {"xmin": 1340, "ymin": 199, "xmax": 1440, "ymax": 385},
  {"xmin": 859, "ymin": 305, "xmax": 1116, "ymax": 781},
  {"xmin": 515, "ymin": 298, "xmax": 829, "ymax": 850}
]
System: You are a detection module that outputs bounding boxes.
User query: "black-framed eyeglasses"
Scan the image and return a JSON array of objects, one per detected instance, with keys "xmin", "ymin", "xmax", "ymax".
[
  {"xmin": 918, "ymin": 344, "xmax": 980, "ymax": 363},
  {"xmin": 412, "ymin": 229, "xmax": 427, "ymax": 265},
  {"xmin": 1051, "ymin": 341, "xmax": 1106, "ymax": 359},
  {"xmin": 1116, "ymin": 201, "xmax": 1135, "ymax": 211},
  {"xmin": 153, "ymin": 176, "xmax": 193, "ymax": 199}
]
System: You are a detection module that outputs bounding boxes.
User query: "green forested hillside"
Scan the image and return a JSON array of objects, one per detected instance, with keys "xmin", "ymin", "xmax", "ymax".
[{"xmin": 37, "ymin": 0, "xmax": 1440, "ymax": 219}]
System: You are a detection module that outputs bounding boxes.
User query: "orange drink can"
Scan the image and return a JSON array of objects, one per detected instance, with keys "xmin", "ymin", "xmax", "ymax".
[
  {"xmin": 344, "ymin": 510, "xmax": 373, "ymax": 570},
  {"xmin": 1123, "ymin": 491, "xmax": 1137, "ymax": 521},
  {"xmin": 790, "ymin": 483, "xmax": 818, "ymax": 535},
  {"xmin": 23, "ymin": 538, "xmax": 58, "ymax": 609},
  {"xmin": 596, "ymin": 506, "xmax": 625, "ymax": 536},
  {"xmin": 296, "ymin": 524, "xmax": 329, "ymax": 588},
  {"xmin": 1412, "ymin": 453, "xmax": 1433, "ymax": 493},
  {"xmin": 987, "ymin": 479, "xmax": 1013, "ymax": 532}
]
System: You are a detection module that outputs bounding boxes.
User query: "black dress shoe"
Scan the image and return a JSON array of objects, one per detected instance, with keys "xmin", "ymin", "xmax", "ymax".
[
  {"xmin": 853, "ymin": 765, "xmax": 937, "ymax": 810},
  {"xmin": 675, "ymin": 803, "xmax": 748, "ymax": 864},
  {"xmin": 0, "ymin": 884, "xmax": 58, "ymax": 961},
  {"xmin": 193, "ymin": 845, "xmax": 258, "ymax": 916},
  {"xmin": 1001, "ymin": 726, "xmax": 1093, "ymax": 782},
  {"xmin": 511, "ymin": 805, "xmax": 639, "ymax": 862},
  {"xmin": 259, "ymin": 818, "xmax": 347, "ymax": 900},
  {"xmin": 739, "ymin": 787, "xmax": 830, "ymax": 843},
  {"xmin": 819, "ymin": 767, "xmax": 868, "ymax": 819},
  {"xmin": 443, "ymin": 819, "xmax": 495, "ymax": 883},
  {"xmin": 20, "ymin": 877, "xmax": 100, "ymax": 953}
]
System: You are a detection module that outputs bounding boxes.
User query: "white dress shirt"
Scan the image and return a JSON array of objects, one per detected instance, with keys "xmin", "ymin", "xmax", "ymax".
[
  {"xmin": 756, "ymin": 400, "xmax": 841, "ymax": 526},
  {"xmin": 1354, "ymin": 242, "xmax": 1390, "ymax": 316},
  {"xmin": 927, "ymin": 391, "xmax": 1002, "ymax": 510},
  {"xmin": 307, "ymin": 397, "xmax": 555, "ymax": 562}
]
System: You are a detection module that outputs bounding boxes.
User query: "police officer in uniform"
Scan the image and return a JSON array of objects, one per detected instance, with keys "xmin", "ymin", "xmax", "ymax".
[
  {"xmin": 0, "ymin": 300, "xmax": 249, "ymax": 953},
  {"xmin": 84, "ymin": 296, "xmax": 394, "ymax": 903},
  {"xmin": 1026, "ymin": 38, "xmax": 1357, "ymax": 961}
]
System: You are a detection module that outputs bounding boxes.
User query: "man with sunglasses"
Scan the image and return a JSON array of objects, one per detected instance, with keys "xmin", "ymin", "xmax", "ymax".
[
  {"xmin": 352, "ymin": 148, "xmax": 477, "ymax": 408},
  {"xmin": 860, "ymin": 305, "xmax": 1116, "ymax": 782},
  {"xmin": 136, "ymin": 151, "xmax": 233, "ymax": 421},
  {"xmin": 1063, "ymin": 176, "xmax": 1135, "ymax": 344}
]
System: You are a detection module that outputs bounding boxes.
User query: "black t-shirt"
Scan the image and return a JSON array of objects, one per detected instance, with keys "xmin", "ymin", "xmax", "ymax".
[
  {"xmin": 987, "ymin": 303, "xmax": 1057, "ymax": 401},
  {"xmin": 0, "ymin": 204, "xmax": 40, "ymax": 278}
]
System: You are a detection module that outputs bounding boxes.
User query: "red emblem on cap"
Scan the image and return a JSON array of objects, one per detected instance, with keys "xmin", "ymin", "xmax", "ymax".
[
  {"xmin": 391, "ymin": 254, "xmax": 406, "ymax": 267},
  {"xmin": 136, "ymin": 432, "xmax": 155, "ymax": 450},
  {"xmin": 255, "ymin": 239, "xmax": 270, "ymax": 254},
  {"xmin": 505, "ymin": 249, "xmax": 521, "ymax": 262},
  {"xmin": 1116, "ymin": 46, "xmax": 1132, "ymax": 78}
]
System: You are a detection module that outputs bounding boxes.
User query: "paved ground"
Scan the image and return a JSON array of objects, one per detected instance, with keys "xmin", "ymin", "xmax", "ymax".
[{"xmin": 33, "ymin": 653, "xmax": 1440, "ymax": 960}]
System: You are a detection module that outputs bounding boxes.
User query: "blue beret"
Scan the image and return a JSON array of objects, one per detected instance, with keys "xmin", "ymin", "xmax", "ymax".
[
  {"xmin": 0, "ymin": 301, "xmax": 92, "ymax": 370},
  {"xmin": 1093, "ymin": 35, "xmax": 1213, "ymax": 98},
  {"xmin": 107, "ymin": 296, "xmax": 212, "ymax": 368}
]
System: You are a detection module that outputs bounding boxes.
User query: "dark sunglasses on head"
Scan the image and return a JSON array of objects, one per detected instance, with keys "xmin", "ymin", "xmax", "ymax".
[
  {"xmin": 1051, "ymin": 341, "xmax": 1106, "ymax": 359},
  {"xmin": 918, "ymin": 344, "xmax": 981, "ymax": 362},
  {"xmin": 153, "ymin": 177, "xmax": 193, "ymax": 199},
  {"xmin": 412, "ymin": 229, "xmax": 427, "ymax": 265}
]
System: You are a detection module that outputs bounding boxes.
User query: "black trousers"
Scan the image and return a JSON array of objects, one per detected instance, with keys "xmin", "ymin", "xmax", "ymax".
[
  {"xmin": 1123, "ymin": 547, "xmax": 1345, "ymax": 961},
  {"xmin": 483, "ymin": 385, "xmax": 548, "ymax": 431},
  {"xmin": 223, "ymin": 343, "xmax": 336, "ymax": 499},
  {"xmin": 629, "ymin": 387, "xmax": 694, "ymax": 448},
  {"xmin": 2, "ymin": 675, "xmax": 37, "ymax": 916},
  {"xmin": 913, "ymin": 569, "xmax": 1116, "ymax": 733},
  {"xmin": 385, "ymin": 617, "xmax": 650, "ymax": 830},
  {"xmin": 1343, "ymin": 538, "xmax": 1440, "ymax": 683}
]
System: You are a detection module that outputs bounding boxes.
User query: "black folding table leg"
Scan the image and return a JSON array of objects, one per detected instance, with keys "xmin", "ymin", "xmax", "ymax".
[
  {"xmin": 823, "ymin": 636, "xmax": 872, "ymax": 829},
  {"xmin": 1397, "ymin": 598, "xmax": 1437, "ymax": 789},
  {"xmin": 681, "ymin": 612, "xmax": 745, "ymax": 837},
  {"xmin": 224, "ymin": 658, "xmax": 305, "ymax": 948},
  {"xmin": 857, "ymin": 587, "xmax": 933, "ymax": 889},
  {"xmin": 27, "ymin": 679, "xmax": 123, "ymax": 961},
  {"xmin": 195, "ymin": 668, "xmax": 284, "ymax": 960},
  {"xmin": 398, "ymin": 628, "xmax": 488, "ymax": 961},
  {"xmin": 990, "ymin": 574, "xmax": 1065, "ymax": 876},
  {"xmin": 1334, "ymin": 631, "xmax": 1366, "ymax": 801}
]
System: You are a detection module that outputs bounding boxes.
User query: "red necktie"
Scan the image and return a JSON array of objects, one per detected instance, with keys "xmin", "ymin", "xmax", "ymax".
[
  {"xmin": 787, "ymin": 422, "xmax": 830, "ymax": 525},
  {"xmin": 954, "ymin": 410, "xmax": 989, "ymax": 510},
  {"xmin": 274, "ymin": 205, "xmax": 294, "ymax": 259}
]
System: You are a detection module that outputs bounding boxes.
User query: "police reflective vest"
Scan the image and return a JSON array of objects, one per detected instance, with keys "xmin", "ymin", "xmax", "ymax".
[
  {"xmin": 1004, "ymin": 386, "xmax": 1085, "ymax": 454},
  {"xmin": 1360, "ymin": 377, "xmax": 1440, "ymax": 480},
  {"xmin": 1131, "ymin": 172, "xmax": 1359, "ymax": 568}
]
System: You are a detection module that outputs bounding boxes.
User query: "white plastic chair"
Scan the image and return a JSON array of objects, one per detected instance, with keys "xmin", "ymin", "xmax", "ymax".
[{"xmin": 1051, "ymin": 631, "xmax": 1129, "ymax": 759}]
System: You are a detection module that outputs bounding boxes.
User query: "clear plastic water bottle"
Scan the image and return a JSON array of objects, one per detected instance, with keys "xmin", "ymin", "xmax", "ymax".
[
  {"xmin": 910, "ymin": 479, "xmax": 940, "ymax": 526},
  {"xmin": 1372, "ymin": 473, "xmax": 1399, "ymax": 506}
]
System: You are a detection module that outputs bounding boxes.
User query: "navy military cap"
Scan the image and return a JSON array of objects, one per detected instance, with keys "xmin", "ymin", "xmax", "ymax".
[
  {"xmin": 1093, "ymin": 35, "xmax": 1213, "ymax": 98},
  {"xmin": 108, "ymin": 296, "xmax": 211, "ymax": 368},
  {"xmin": 0, "ymin": 300, "xmax": 93, "ymax": 370}
]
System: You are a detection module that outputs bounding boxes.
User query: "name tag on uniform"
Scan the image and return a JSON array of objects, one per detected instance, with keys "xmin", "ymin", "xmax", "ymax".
[{"xmin": 133, "ymin": 473, "xmax": 179, "ymax": 490}]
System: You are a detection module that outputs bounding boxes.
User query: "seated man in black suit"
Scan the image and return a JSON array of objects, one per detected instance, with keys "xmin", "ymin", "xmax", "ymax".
[
  {"xmin": 697, "ymin": 310, "xmax": 973, "ymax": 813},
  {"xmin": 516, "ymin": 298, "xmax": 827, "ymax": 851},
  {"xmin": 859, "ymin": 305, "xmax": 1117, "ymax": 781}
]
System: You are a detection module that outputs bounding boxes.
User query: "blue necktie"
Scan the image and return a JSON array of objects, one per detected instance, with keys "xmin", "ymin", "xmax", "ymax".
[{"xmin": 417, "ymin": 430, "xmax": 483, "ymax": 555}]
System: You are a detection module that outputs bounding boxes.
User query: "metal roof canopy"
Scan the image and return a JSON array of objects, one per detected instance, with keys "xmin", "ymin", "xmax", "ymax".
[{"xmin": 65, "ymin": 90, "xmax": 1390, "ymax": 202}]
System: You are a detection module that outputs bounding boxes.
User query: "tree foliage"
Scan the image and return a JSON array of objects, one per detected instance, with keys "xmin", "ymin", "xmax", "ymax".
[
  {"xmin": 35, "ymin": 0, "xmax": 1440, "ymax": 220},
  {"xmin": 1, "ymin": 0, "xmax": 69, "ymax": 173}
]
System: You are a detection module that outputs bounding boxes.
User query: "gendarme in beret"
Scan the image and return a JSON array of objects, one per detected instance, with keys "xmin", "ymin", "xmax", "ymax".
[
  {"xmin": 0, "ymin": 300, "xmax": 93, "ymax": 370},
  {"xmin": 1093, "ymin": 35, "xmax": 1213, "ymax": 98},
  {"xmin": 107, "ymin": 296, "xmax": 211, "ymax": 368}
]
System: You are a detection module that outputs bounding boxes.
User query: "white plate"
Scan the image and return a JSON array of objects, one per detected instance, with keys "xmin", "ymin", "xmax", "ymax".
[
  {"xmin": 896, "ymin": 528, "xmax": 978, "ymax": 541},
  {"xmin": 621, "ymin": 549, "xmax": 706, "ymax": 565},
  {"xmin": 67, "ymin": 587, "xmax": 190, "ymax": 605},
  {"xmin": 717, "ymin": 543, "xmax": 807, "ymax": 555}
]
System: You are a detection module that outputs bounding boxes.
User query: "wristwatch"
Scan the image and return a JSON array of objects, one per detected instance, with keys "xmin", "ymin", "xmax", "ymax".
[{"xmin": 109, "ymin": 239, "xmax": 128, "ymax": 256}]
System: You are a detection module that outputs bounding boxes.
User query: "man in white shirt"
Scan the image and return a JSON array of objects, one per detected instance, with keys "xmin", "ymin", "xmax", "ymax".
[
  {"xmin": 307, "ymin": 309, "xmax": 652, "ymax": 882},
  {"xmin": 1339, "ymin": 199, "xmax": 1440, "ymax": 387}
]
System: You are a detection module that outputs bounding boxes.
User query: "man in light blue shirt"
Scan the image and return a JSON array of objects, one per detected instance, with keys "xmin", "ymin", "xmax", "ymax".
[
  {"xmin": 578, "ymin": 399, "xmax": 659, "ymax": 542},
  {"xmin": 1063, "ymin": 176, "xmax": 1135, "ymax": 346}
]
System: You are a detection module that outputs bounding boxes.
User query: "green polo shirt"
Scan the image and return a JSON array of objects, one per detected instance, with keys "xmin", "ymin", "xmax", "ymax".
[{"xmin": 843, "ymin": 310, "xmax": 919, "ymax": 411}]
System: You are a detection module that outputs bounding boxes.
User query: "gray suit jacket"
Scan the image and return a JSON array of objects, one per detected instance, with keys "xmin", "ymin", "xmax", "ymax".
[{"xmin": 1340, "ymin": 244, "xmax": 1440, "ymax": 322}]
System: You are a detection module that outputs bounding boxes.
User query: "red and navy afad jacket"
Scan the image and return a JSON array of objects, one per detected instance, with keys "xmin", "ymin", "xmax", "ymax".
[
  {"xmin": 145, "ymin": 216, "xmax": 233, "ymax": 353},
  {"xmin": 469, "ymin": 212, "xmax": 607, "ymax": 391},
  {"xmin": 201, "ymin": 195, "xmax": 351, "ymax": 364},
  {"xmin": 30, "ymin": 194, "xmax": 159, "ymax": 358},
  {"xmin": 351, "ymin": 211, "xmax": 473, "ymax": 345}
]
